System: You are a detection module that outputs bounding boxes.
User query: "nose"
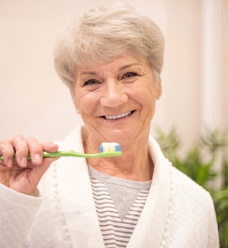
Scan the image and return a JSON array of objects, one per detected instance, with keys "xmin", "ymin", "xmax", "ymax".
[{"xmin": 100, "ymin": 80, "xmax": 128, "ymax": 107}]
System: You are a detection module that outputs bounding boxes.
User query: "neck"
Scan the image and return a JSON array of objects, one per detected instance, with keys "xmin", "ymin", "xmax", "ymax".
[{"xmin": 84, "ymin": 135, "xmax": 153, "ymax": 181}]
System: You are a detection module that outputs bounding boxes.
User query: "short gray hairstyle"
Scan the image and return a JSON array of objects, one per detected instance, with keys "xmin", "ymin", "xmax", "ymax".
[{"xmin": 54, "ymin": 1, "xmax": 165, "ymax": 87}]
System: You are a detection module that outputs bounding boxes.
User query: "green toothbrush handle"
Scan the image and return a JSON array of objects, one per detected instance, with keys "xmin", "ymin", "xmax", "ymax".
[
  {"xmin": 42, "ymin": 150, "xmax": 122, "ymax": 158},
  {"xmin": 0, "ymin": 150, "xmax": 122, "ymax": 161}
]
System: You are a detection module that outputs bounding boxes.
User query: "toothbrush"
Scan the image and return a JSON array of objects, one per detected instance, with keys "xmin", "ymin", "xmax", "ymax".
[
  {"xmin": 43, "ymin": 142, "xmax": 121, "ymax": 158},
  {"xmin": 0, "ymin": 142, "xmax": 122, "ymax": 160}
]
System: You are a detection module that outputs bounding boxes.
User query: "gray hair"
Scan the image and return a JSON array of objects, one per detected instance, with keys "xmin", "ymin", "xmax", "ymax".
[{"xmin": 54, "ymin": 1, "xmax": 165, "ymax": 86}]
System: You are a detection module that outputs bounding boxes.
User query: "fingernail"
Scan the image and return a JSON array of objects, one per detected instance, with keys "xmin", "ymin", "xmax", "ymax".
[
  {"xmin": 20, "ymin": 157, "xmax": 27, "ymax": 167},
  {"xmin": 34, "ymin": 154, "xmax": 42, "ymax": 164}
]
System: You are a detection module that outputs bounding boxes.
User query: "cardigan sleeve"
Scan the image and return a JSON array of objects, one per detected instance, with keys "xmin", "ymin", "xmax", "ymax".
[
  {"xmin": 0, "ymin": 183, "xmax": 42, "ymax": 248},
  {"xmin": 208, "ymin": 197, "xmax": 220, "ymax": 248}
]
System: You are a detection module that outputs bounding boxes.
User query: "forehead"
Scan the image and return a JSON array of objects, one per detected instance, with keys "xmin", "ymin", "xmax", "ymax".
[{"xmin": 76, "ymin": 54, "xmax": 149, "ymax": 75}]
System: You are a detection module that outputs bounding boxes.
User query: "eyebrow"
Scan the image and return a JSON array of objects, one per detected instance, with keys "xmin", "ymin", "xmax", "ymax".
[
  {"xmin": 79, "ymin": 71, "xmax": 97, "ymax": 76},
  {"xmin": 120, "ymin": 63, "xmax": 140, "ymax": 70},
  {"xmin": 79, "ymin": 63, "xmax": 141, "ymax": 76}
]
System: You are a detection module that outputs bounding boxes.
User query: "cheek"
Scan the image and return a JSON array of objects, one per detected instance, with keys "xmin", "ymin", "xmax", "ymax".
[
  {"xmin": 72, "ymin": 89, "xmax": 85, "ymax": 114},
  {"xmin": 134, "ymin": 84, "xmax": 157, "ymax": 107},
  {"xmin": 74, "ymin": 91, "xmax": 98, "ymax": 115}
]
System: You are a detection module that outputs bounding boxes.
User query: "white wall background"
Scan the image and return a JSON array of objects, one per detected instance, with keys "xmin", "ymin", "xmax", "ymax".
[{"xmin": 0, "ymin": 0, "xmax": 227, "ymax": 151}]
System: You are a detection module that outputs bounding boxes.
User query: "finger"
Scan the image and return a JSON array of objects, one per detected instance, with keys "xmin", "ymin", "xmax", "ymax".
[
  {"xmin": 11, "ymin": 135, "xmax": 29, "ymax": 168},
  {"xmin": 27, "ymin": 140, "xmax": 59, "ymax": 166},
  {"xmin": 0, "ymin": 139, "xmax": 15, "ymax": 167},
  {"xmin": 27, "ymin": 137, "xmax": 44, "ymax": 166},
  {"xmin": 41, "ymin": 142, "xmax": 59, "ymax": 163},
  {"xmin": 42, "ymin": 142, "xmax": 59, "ymax": 153}
]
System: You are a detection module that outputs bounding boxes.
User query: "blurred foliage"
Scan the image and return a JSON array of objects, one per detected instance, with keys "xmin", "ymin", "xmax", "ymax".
[{"xmin": 155, "ymin": 127, "xmax": 228, "ymax": 248}]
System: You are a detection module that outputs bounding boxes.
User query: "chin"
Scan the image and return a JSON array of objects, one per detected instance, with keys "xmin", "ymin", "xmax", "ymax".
[{"xmin": 100, "ymin": 128, "xmax": 137, "ymax": 144}]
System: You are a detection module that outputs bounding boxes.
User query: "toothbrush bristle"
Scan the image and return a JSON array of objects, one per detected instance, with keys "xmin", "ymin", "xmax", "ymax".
[{"xmin": 99, "ymin": 142, "xmax": 121, "ymax": 153}]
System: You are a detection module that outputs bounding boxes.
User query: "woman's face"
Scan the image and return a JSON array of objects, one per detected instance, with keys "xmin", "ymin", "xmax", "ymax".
[{"xmin": 72, "ymin": 54, "xmax": 162, "ymax": 146}]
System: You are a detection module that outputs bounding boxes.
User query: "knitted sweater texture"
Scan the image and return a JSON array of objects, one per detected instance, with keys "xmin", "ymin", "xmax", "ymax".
[{"xmin": 0, "ymin": 127, "xmax": 219, "ymax": 248}]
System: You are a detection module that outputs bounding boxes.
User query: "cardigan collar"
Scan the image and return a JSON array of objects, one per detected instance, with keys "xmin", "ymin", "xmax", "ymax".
[{"xmin": 55, "ymin": 126, "xmax": 172, "ymax": 248}]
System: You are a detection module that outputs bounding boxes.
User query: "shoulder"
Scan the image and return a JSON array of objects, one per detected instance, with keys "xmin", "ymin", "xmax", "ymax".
[
  {"xmin": 167, "ymin": 166, "xmax": 219, "ymax": 246},
  {"xmin": 171, "ymin": 165, "xmax": 210, "ymax": 196},
  {"xmin": 149, "ymin": 136, "xmax": 213, "ymax": 206},
  {"xmin": 170, "ymin": 165, "xmax": 215, "ymax": 213},
  {"xmin": 148, "ymin": 136, "xmax": 214, "ymax": 211}
]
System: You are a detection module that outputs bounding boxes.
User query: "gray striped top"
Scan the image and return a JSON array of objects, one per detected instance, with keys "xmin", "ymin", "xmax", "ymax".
[{"xmin": 88, "ymin": 166, "xmax": 151, "ymax": 248}]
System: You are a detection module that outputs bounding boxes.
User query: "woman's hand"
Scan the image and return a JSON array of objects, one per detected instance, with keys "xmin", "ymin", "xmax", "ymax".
[{"xmin": 0, "ymin": 135, "xmax": 59, "ymax": 195}]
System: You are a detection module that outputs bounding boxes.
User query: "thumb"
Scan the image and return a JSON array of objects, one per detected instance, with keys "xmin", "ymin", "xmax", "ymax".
[
  {"xmin": 42, "ymin": 142, "xmax": 59, "ymax": 153},
  {"xmin": 29, "ymin": 157, "xmax": 59, "ymax": 192}
]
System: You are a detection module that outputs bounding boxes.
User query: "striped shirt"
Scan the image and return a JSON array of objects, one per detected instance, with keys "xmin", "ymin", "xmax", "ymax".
[{"xmin": 89, "ymin": 166, "xmax": 151, "ymax": 248}]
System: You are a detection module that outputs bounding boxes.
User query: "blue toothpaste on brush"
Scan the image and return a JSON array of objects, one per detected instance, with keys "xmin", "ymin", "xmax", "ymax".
[{"xmin": 99, "ymin": 142, "xmax": 121, "ymax": 153}]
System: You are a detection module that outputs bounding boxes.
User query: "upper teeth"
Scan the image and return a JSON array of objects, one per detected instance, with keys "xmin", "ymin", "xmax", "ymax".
[{"xmin": 105, "ymin": 111, "xmax": 131, "ymax": 120}]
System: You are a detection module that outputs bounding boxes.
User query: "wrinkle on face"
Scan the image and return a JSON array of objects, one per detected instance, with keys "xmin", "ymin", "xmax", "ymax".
[{"xmin": 71, "ymin": 54, "xmax": 162, "ymax": 151}]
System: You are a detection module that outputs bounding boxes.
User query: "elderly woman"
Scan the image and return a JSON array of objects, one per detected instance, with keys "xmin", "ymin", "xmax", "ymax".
[{"xmin": 0, "ymin": 2, "xmax": 219, "ymax": 248}]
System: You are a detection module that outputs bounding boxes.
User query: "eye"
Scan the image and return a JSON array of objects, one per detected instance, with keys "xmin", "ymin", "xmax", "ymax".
[
  {"xmin": 121, "ymin": 72, "xmax": 138, "ymax": 80},
  {"xmin": 84, "ymin": 79, "xmax": 100, "ymax": 86}
]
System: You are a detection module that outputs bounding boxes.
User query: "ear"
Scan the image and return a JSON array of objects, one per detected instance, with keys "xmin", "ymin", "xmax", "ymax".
[{"xmin": 156, "ymin": 81, "xmax": 162, "ymax": 100}]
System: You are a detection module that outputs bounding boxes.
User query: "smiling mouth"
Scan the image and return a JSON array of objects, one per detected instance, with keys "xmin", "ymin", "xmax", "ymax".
[{"xmin": 102, "ymin": 111, "xmax": 135, "ymax": 120}]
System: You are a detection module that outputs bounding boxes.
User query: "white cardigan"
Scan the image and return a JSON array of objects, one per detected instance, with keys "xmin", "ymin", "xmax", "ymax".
[{"xmin": 0, "ymin": 126, "xmax": 219, "ymax": 248}]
